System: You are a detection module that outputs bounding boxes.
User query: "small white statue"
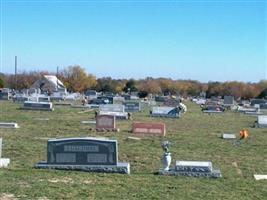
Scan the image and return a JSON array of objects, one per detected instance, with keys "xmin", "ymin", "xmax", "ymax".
[{"xmin": 161, "ymin": 141, "xmax": 171, "ymax": 171}]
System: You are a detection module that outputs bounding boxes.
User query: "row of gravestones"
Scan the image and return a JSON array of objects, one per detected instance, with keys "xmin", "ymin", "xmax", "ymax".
[
  {"xmin": 0, "ymin": 136, "xmax": 222, "ymax": 178},
  {"xmin": 93, "ymin": 114, "xmax": 166, "ymax": 136},
  {"xmin": 19, "ymin": 100, "xmax": 182, "ymax": 119}
]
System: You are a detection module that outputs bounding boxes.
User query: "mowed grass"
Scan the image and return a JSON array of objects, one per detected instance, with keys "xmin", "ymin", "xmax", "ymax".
[{"xmin": 0, "ymin": 100, "xmax": 266, "ymax": 200}]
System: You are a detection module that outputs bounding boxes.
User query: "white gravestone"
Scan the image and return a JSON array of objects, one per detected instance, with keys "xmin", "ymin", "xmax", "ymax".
[
  {"xmin": 256, "ymin": 115, "xmax": 267, "ymax": 128},
  {"xmin": 0, "ymin": 122, "xmax": 19, "ymax": 129},
  {"xmin": 0, "ymin": 138, "xmax": 10, "ymax": 168}
]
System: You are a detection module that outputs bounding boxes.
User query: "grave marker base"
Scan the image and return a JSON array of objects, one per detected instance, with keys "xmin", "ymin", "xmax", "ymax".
[
  {"xmin": 21, "ymin": 107, "xmax": 54, "ymax": 111},
  {"xmin": 89, "ymin": 128, "xmax": 120, "ymax": 132},
  {"xmin": 158, "ymin": 160, "xmax": 222, "ymax": 178},
  {"xmin": 150, "ymin": 114, "xmax": 179, "ymax": 118},
  {"xmin": 35, "ymin": 161, "xmax": 130, "ymax": 174},
  {"xmin": 158, "ymin": 168, "xmax": 222, "ymax": 178}
]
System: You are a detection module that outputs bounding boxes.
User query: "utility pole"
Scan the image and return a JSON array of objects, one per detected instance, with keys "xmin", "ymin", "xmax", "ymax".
[
  {"xmin": 15, "ymin": 56, "xmax": 17, "ymax": 90},
  {"xmin": 56, "ymin": 66, "xmax": 59, "ymax": 91}
]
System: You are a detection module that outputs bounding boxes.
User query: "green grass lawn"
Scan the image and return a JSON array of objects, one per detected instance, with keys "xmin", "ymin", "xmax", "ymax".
[{"xmin": 0, "ymin": 100, "xmax": 266, "ymax": 199}]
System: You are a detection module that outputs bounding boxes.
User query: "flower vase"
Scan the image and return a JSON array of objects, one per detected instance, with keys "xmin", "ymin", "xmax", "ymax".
[{"xmin": 162, "ymin": 152, "xmax": 171, "ymax": 171}]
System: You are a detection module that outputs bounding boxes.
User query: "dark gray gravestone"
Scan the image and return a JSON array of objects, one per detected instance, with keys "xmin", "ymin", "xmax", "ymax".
[
  {"xmin": 155, "ymin": 96, "xmax": 166, "ymax": 102},
  {"xmin": 47, "ymin": 138, "xmax": 117, "ymax": 165},
  {"xmin": 251, "ymin": 99, "xmax": 266, "ymax": 106},
  {"xmin": 97, "ymin": 96, "xmax": 113, "ymax": 104},
  {"xmin": 35, "ymin": 137, "xmax": 130, "ymax": 174},
  {"xmin": 0, "ymin": 92, "xmax": 11, "ymax": 100},
  {"xmin": 151, "ymin": 106, "xmax": 180, "ymax": 118},
  {"xmin": 22, "ymin": 101, "xmax": 54, "ymax": 111},
  {"xmin": 163, "ymin": 99, "xmax": 180, "ymax": 107},
  {"xmin": 38, "ymin": 97, "xmax": 51, "ymax": 102},
  {"xmin": 123, "ymin": 101, "xmax": 141, "ymax": 112},
  {"xmin": 223, "ymin": 96, "xmax": 234, "ymax": 105}
]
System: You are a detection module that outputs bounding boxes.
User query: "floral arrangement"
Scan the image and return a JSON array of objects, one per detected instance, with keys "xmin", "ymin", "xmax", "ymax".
[{"xmin": 161, "ymin": 141, "xmax": 170, "ymax": 153}]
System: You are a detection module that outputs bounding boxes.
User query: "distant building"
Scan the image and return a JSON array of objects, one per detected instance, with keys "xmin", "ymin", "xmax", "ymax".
[{"xmin": 31, "ymin": 75, "xmax": 66, "ymax": 94}]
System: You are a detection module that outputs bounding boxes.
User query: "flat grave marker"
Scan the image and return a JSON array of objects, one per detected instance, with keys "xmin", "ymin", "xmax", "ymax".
[
  {"xmin": 0, "ymin": 122, "xmax": 19, "ymax": 129},
  {"xmin": 254, "ymin": 175, "xmax": 267, "ymax": 180},
  {"xmin": 159, "ymin": 160, "xmax": 222, "ymax": 178},
  {"xmin": 222, "ymin": 133, "xmax": 236, "ymax": 139}
]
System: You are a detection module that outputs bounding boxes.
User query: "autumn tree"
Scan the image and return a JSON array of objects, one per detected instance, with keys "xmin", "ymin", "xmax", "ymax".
[
  {"xmin": 60, "ymin": 66, "xmax": 96, "ymax": 92},
  {"xmin": 137, "ymin": 78, "xmax": 162, "ymax": 94},
  {"xmin": 123, "ymin": 79, "xmax": 138, "ymax": 93},
  {"xmin": 0, "ymin": 77, "xmax": 4, "ymax": 88}
]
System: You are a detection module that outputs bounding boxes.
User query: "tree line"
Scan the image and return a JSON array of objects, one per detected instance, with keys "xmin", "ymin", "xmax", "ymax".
[{"xmin": 1, "ymin": 65, "xmax": 267, "ymax": 99}]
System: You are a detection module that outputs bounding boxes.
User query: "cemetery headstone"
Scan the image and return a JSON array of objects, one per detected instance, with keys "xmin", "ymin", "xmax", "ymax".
[
  {"xmin": 132, "ymin": 122, "xmax": 165, "ymax": 136},
  {"xmin": 158, "ymin": 142, "xmax": 221, "ymax": 178},
  {"xmin": 255, "ymin": 115, "xmax": 267, "ymax": 128},
  {"xmin": 123, "ymin": 101, "xmax": 141, "ymax": 112},
  {"xmin": 96, "ymin": 115, "xmax": 118, "ymax": 132},
  {"xmin": 151, "ymin": 106, "xmax": 180, "ymax": 118},
  {"xmin": 0, "ymin": 89, "xmax": 11, "ymax": 100},
  {"xmin": 35, "ymin": 137, "xmax": 130, "ymax": 174},
  {"xmin": 163, "ymin": 98, "xmax": 180, "ymax": 107},
  {"xmin": 159, "ymin": 160, "xmax": 222, "ymax": 178},
  {"xmin": 0, "ymin": 122, "xmax": 19, "ymax": 129},
  {"xmin": 122, "ymin": 94, "xmax": 131, "ymax": 101},
  {"xmin": 38, "ymin": 96, "xmax": 51, "ymax": 102},
  {"xmin": 254, "ymin": 175, "xmax": 267, "ymax": 180},
  {"xmin": 0, "ymin": 138, "xmax": 10, "ymax": 168},
  {"xmin": 222, "ymin": 133, "xmax": 236, "ymax": 139},
  {"xmin": 202, "ymin": 106, "xmax": 224, "ymax": 114},
  {"xmin": 223, "ymin": 96, "xmax": 234, "ymax": 106},
  {"xmin": 99, "ymin": 104, "xmax": 128, "ymax": 119},
  {"xmin": 251, "ymin": 99, "xmax": 266, "ymax": 106},
  {"xmin": 97, "ymin": 96, "xmax": 114, "ymax": 104},
  {"xmin": 155, "ymin": 96, "xmax": 166, "ymax": 102},
  {"xmin": 21, "ymin": 101, "xmax": 54, "ymax": 111}
]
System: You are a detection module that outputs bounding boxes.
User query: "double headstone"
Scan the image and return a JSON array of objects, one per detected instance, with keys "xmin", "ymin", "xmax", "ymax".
[
  {"xmin": 35, "ymin": 137, "xmax": 130, "ymax": 174},
  {"xmin": 21, "ymin": 101, "xmax": 54, "ymax": 111},
  {"xmin": 151, "ymin": 106, "xmax": 180, "ymax": 118},
  {"xmin": 132, "ymin": 122, "xmax": 165, "ymax": 136},
  {"xmin": 0, "ymin": 138, "xmax": 10, "ymax": 168},
  {"xmin": 123, "ymin": 101, "xmax": 141, "ymax": 112},
  {"xmin": 99, "ymin": 104, "xmax": 128, "ymax": 119}
]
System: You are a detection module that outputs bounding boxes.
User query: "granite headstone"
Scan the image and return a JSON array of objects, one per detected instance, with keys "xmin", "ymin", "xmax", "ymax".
[
  {"xmin": 132, "ymin": 122, "xmax": 166, "ymax": 136},
  {"xmin": 35, "ymin": 137, "xmax": 130, "ymax": 174}
]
